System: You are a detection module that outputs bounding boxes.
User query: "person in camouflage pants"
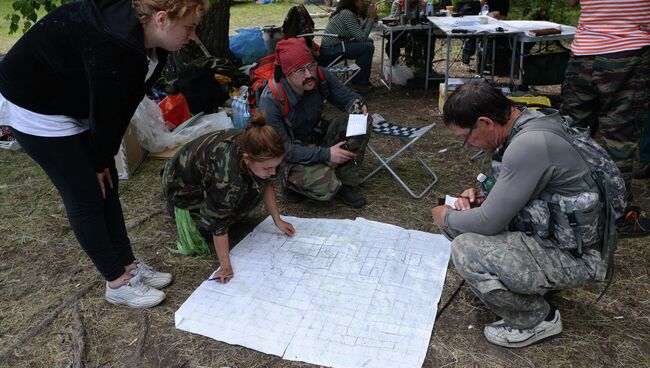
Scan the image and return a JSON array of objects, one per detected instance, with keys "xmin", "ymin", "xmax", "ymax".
[
  {"xmin": 257, "ymin": 37, "xmax": 371, "ymax": 208},
  {"xmin": 432, "ymin": 81, "xmax": 617, "ymax": 348},
  {"xmin": 283, "ymin": 116, "xmax": 371, "ymax": 203},
  {"xmin": 162, "ymin": 116, "xmax": 295, "ymax": 284},
  {"xmin": 560, "ymin": 0, "xmax": 650, "ymax": 237},
  {"xmin": 561, "ymin": 48, "xmax": 650, "ymax": 199}
]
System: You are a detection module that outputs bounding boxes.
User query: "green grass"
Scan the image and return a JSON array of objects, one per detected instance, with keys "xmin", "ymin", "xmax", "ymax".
[
  {"xmin": 0, "ymin": 0, "xmax": 19, "ymax": 53},
  {"xmin": 229, "ymin": 0, "xmax": 330, "ymax": 34}
]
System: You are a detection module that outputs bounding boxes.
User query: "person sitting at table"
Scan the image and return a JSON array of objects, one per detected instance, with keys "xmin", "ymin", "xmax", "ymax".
[
  {"xmin": 161, "ymin": 114, "xmax": 295, "ymax": 284},
  {"xmin": 385, "ymin": 0, "xmax": 431, "ymax": 67},
  {"xmin": 461, "ymin": 0, "xmax": 510, "ymax": 69},
  {"xmin": 318, "ymin": 0, "xmax": 378, "ymax": 92}
]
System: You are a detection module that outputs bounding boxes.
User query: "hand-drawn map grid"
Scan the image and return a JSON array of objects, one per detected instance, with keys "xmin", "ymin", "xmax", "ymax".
[{"xmin": 175, "ymin": 216, "xmax": 451, "ymax": 368}]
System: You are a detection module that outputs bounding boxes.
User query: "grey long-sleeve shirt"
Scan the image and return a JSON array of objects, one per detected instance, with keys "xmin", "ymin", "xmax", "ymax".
[
  {"xmin": 257, "ymin": 68, "xmax": 361, "ymax": 165},
  {"xmin": 445, "ymin": 109, "xmax": 592, "ymax": 235}
]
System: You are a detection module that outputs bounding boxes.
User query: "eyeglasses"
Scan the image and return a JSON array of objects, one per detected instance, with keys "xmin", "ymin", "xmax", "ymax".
[
  {"xmin": 459, "ymin": 124, "xmax": 475, "ymax": 147},
  {"xmin": 290, "ymin": 62, "xmax": 318, "ymax": 77}
]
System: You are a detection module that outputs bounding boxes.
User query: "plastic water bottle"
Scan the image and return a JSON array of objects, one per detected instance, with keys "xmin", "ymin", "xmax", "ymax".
[
  {"xmin": 232, "ymin": 93, "xmax": 250, "ymax": 129},
  {"xmin": 477, "ymin": 173, "xmax": 496, "ymax": 193},
  {"xmin": 480, "ymin": 3, "xmax": 489, "ymax": 15}
]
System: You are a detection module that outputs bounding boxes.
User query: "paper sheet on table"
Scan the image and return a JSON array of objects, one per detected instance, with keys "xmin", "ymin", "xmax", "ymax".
[
  {"xmin": 346, "ymin": 114, "xmax": 368, "ymax": 137},
  {"xmin": 175, "ymin": 216, "xmax": 452, "ymax": 368}
]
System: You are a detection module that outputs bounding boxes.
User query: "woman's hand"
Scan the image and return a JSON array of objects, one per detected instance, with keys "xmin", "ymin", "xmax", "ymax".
[
  {"xmin": 275, "ymin": 219, "xmax": 296, "ymax": 237},
  {"xmin": 367, "ymin": 3, "xmax": 378, "ymax": 20},
  {"xmin": 96, "ymin": 168, "xmax": 113, "ymax": 199},
  {"xmin": 213, "ymin": 264, "xmax": 234, "ymax": 284},
  {"xmin": 212, "ymin": 234, "xmax": 232, "ymax": 283}
]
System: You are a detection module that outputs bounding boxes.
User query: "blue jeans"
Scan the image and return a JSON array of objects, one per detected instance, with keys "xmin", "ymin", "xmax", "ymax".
[{"xmin": 318, "ymin": 40, "xmax": 375, "ymax": 85}]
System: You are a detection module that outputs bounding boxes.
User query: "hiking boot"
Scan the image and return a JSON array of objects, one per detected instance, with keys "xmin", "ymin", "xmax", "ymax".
[
  {"xmin": 335, "ymin": 185, "xmax": 367, "ymax": 208},
  {"xmin": 484, "ymin": 309, "xmax": 562, "ymax": 348},
  {"xmin": 617, "ymin": 208, "xmax": 650, "ymax": 238},
  {"xmin": 105, "ymin": 273, "xmax": 165, "ymax": 308},
  {"xmin": 131, "ymin": 260, "xmax": 172, "ymax": 289},
  {"xmin": 633, "ymin": 163, "xmax": 650, "ymax": 179},
  {"xmin": 283, "ymin": 188, "xmax": 307, "ymax": 203}
]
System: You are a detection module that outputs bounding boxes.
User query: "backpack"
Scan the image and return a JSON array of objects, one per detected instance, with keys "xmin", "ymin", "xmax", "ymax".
[
  {"xmin": 508, "ymin": 109, "xmax": 626, "ymax": 299},
  {"xmin": 247, "ymin": 54, "xmax": 330, "ymax": 119},
  {"xmin": 282, "ymin": 5, "xmax": 316, "ymax": 44}
]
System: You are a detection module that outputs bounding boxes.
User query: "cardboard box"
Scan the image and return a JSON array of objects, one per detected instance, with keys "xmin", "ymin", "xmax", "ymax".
[
  {"xmin": 438, "ymin": 78, "xmax": 483, "ymax": 113},
  {"xmin": 148, "ymin": 145, "xmax": 182, "ymax": 160},
  {"xmin": 114, "ymin": 123, "xmax": 147, "ymax": 180}
]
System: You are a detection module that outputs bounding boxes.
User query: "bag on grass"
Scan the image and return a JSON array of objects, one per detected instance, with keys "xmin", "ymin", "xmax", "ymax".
[{"xmin": 229, "ymin": 28, "xmax": 267, "ymax": 65}]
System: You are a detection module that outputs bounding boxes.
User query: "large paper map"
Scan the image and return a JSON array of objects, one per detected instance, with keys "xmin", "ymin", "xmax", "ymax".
[{"xmin": 175, "ymin": 216, "xmax": 451, "ymax": 368}]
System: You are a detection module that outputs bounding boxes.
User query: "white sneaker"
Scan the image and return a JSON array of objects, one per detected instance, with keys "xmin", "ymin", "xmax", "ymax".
[
  {"xmin": 105, "ymin": 273, "xmax": 165, "ymax": 308},
  {"xmin": 131, "ymin": 260, "xmax": 172, "ymax": 289},
  {"xmin": 484, "ymin": 309, "xmax": 563, "ymax": 348}
]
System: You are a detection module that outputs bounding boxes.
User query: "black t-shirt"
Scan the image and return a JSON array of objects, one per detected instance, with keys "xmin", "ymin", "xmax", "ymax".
[{"xmin": 486, "ymin": 0, "xmax": 509, "ymax": 16}]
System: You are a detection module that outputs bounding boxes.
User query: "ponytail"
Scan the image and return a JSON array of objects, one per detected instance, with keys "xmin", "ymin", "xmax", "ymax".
[{"xmin": 236, "ymin": 113, "xmax": 285, "ymax": 164}]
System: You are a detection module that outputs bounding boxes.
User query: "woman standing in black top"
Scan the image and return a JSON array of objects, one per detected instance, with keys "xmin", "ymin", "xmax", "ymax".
[{"xmin": 0, "ymin": 0, "xmax": 209, "ymax": 308}]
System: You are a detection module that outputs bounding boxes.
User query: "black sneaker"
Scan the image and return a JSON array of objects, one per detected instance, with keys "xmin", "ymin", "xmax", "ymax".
[
  {"xmin": 335, "ymin": 185, "xmax": 367, "ymax": 208},
  {"xmin": 617, "ymin": 208, "xmax": 650, "ymax": 238},
  {"xmin": 283, "ymin": 189, "xmax": 307, "ymax": 203},
  {"xmin": 633, "ymin": 163, "xmax": 650, "ymax": 179}
]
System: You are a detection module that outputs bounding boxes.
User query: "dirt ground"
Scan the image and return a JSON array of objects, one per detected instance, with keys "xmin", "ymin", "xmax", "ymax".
[{"xmin": 1, "ymin": 34, "xmax": 649, "ymax": 368}]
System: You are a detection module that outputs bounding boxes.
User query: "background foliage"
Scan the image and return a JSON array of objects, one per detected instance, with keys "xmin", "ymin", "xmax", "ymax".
[
  {"xmin": 3, "ymin": 0, "xmax": 71, "ymax": 34},
  {"xmin": 4, "ymin": 0, "xmax": 581, "ymax": 36}
]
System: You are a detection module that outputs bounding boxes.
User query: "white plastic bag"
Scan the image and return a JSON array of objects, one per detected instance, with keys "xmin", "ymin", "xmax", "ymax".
[
  {"xmin": 130, "ymin": 98, "xmax": 233, "ymax": 153},
  {"xmin": 383, "ymin": 64, "xmax": 414, "ymax": 86}
]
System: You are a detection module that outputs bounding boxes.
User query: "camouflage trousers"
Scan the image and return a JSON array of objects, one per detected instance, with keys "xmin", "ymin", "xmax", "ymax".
[
  {"xmin": 450, "ymin": 231, "xmax": 606, "ymax": 329},
  {"xmin": 284, "ymin": 116, "xmax": 371, "ymax": 201},
  {"xmin": 641, "ymin": 107, "xmax": 650, "ymax": 164},
  {"xmin": 560, "ymin": 46, "xmax": 650, "ymax": 197}
]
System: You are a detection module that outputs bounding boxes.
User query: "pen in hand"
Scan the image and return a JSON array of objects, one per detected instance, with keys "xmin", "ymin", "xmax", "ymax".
[
  {"xmin": 456, "ymin": 194, "xmax": 486, "ymax": 209},
  {"xmin": 459, "ymin": 194, "xmax": 486, "ymax": 199}
]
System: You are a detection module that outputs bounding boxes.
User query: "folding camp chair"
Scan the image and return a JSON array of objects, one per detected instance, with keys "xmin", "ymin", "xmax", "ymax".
[
  {"xmin": 298, "ymin": 33, "xmax": 361, "ymax": 86},
  {"xmin": 361, "ymin": 114, "xmax": 438, "ymax": 198}
]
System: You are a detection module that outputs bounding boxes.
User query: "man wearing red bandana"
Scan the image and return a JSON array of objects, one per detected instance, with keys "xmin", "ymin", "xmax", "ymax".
[{"xmin": 257, "ymin": 38, "xmax": 371, "ymax": 208}]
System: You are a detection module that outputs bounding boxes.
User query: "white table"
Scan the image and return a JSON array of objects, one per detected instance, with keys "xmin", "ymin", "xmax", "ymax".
[
  {"xmin": 379, "ymin": 21, "xmax": 436, "ymax": 90},
  {"xmin": 427, "ymin": 15, "xmax": 520, "ymax": 103},
  {"xmin": 502, "ymin": 20, "xmax": 576, "ymax": 87}
]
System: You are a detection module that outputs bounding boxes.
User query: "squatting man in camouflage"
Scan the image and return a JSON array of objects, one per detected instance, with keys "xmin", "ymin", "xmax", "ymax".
[
  {"xmin": 162, "ymin": 115, "xmax": 295, "ymax": 283},
  {"xmin": 257, "ymin": 37, "xmax": 371, "ymax": 208},
  {"xmin": 431, "ymin": 81, "xmax": 625, "ymax": 348}
]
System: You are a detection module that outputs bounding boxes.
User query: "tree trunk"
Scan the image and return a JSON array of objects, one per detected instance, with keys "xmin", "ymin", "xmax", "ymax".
[
  {"xmin": 167, "ymin": 0, "xmax": 232, "ymax": 79},
  {"xmin": 199, "ymin": 0, "xmax": 231, "ymax": 58}
]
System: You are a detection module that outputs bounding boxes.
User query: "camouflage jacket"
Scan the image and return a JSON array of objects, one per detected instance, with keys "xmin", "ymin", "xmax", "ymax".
[{"xmin": 162, "ymin": 129, "xmax": 272, "ymax": 236}]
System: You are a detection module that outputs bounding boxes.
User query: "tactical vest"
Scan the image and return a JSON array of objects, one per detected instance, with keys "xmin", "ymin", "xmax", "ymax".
[{"xmin": 489, "ymin": 109, "xmax": 626, "ymax": 283}]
